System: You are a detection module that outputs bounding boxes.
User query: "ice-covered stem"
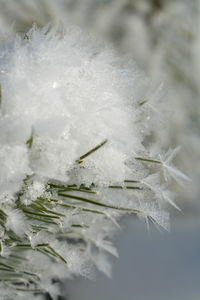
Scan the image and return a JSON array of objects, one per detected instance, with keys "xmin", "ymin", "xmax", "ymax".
[{"xmin": 0, "ymin": 26, "xmax": 187, "ymax": 299}]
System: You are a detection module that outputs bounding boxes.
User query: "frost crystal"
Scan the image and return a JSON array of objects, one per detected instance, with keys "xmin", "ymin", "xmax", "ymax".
[{"xmin": 0, "ymin": 26, "xmax": 183, "ymax": 299}]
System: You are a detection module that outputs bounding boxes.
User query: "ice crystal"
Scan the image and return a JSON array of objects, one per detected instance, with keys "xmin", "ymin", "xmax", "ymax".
[{"xmin": 0, "ymin": 23, "xmax": 185, "ymax": 299}]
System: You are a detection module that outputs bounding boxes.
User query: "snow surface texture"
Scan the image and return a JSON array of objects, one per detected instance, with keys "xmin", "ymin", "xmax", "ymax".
[
  {"xmin": 0, "ymin": 1, "xmax": 193, "ymax": 299},
  {"xmin": 73, "ymin": 0, "xmax": 199, "ymax": 208},
  {"xmin": 0, "ymin": 0, "xmax": 196, "ymax": 209},
  {"xmin": 0, "ymin": 3, "xmax": 191, "ymax": 299},
  {"xmin": 42, "ymin": 0, "xmax": 197, "ymax": 209}
]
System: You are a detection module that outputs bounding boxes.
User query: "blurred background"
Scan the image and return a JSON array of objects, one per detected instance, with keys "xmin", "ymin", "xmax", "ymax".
[
  {"xmin": 65, "ymin": 216, "xmax": 200, "ymax": 300},
  {"xmin": 0, "ymin": 0, "xmax": 199, "ymax": 299}
]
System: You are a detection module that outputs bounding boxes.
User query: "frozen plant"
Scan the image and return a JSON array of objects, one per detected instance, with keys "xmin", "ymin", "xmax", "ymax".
[
  {"xmin": 57, "ymin": 0, "xmax": 197, "ymax": 208},
  {"xmin": 0, "ymin": 25, "xmax": 185, "ymax": 299}
]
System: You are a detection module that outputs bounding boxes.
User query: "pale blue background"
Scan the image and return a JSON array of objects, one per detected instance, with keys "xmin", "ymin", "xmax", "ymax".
[{"xmin": 65, "ymin": 216, "xmax": 200, "ymax": 300}]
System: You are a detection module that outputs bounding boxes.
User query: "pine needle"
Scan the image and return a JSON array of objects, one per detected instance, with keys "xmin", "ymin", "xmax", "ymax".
[{"xmin": 77, "ymin": 139, "xmax": 108, "ymax": 163}]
